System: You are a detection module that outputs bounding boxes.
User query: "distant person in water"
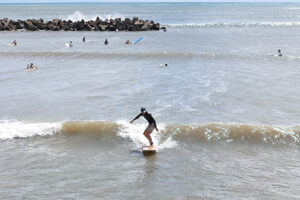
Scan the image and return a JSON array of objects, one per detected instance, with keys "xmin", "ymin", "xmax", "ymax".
[
  {"xmin": 69, "ymin": 41, "xmax": 73, "ymax": 47},
  {"xmin": 278, "ymin": 49, "xmax": 283, "ymax": 57},
  {"xmin": 130, "ymin": 107, "xmax": 158, "ymax": 146},
  {"xmin": 125, "ymin": 40, "xmax": 132, "ymax": 44},
  {"xmin": 12, "ymin": 40, "xmax": 17, "ymax": 46},
  {"xmin": 104, "ymin": 38, "xmax": 109, "ymax": 45},
  {"xmin": 27, "ymin": 63, "xmax": 34, "ymax": 69},
  {"xmin": 82, "ymin": 36, "xmax": 85, "ymax": 42}
]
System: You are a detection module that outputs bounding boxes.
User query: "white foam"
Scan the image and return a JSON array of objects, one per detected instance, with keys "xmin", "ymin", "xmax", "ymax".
[
  {"xmin": 117, "ymin": 120, "xmax": 176, "ymax": 151},
  {"xmin": 66, "ymin": 11, "xmax": 123, "ymax": 22},
  {"xmin": 0, "ymin": 120, "xmax": 61, "ymax": 140}
]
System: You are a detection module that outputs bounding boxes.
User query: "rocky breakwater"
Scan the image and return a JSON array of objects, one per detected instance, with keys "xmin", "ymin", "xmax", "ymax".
[{"xmin": 0, "ymin": 17, "xmax": 166, "ymax": 31}]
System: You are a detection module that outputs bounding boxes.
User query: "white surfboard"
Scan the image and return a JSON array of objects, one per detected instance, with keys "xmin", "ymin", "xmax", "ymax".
[
  {"xmin": 26, "ymin": 66, "xmax": 38, "ymax": 72},
  {"xmin": 142, "ymin": 146, "xmax": 157, "ymax": 155},
  {"xmin": 4, "ymin": 44, "xmax": 13, "ymax": 46},
  {"xmin": 65, "ymin": 43, "xmax": 73, "ymax": 47}
]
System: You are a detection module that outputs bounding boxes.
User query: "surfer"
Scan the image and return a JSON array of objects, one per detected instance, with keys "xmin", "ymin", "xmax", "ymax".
[
  {"xmin": 26, "ymin": 63, "xmax": 34, "ymax": 69},
  {"xmin": 130, "ymin": 107, "xmax": 158, "ymax": 146},
  {"xmin": 278, "ymin": 49, "xmax": 283, "ymax": 57},
  {"xmin": 125, "ymin": 40, "xmax": 131, "ymax": 44},
  {"xmin": 12, "ymin": 40, "xmax": 17, "ymax": 46},
  {"xmin": 69, "ymin": 41, "xmax": 73, "ymax": 47},
  {"xmin": 82, "ymin": 36, "xmax": 85, "ymax": 42},
  {"xmin": 104, "ymin": 38, "xmax": 109, "ymax": 45}
]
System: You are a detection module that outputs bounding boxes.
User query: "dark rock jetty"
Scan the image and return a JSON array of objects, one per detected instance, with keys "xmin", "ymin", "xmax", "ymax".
[{"xmin": 0, "ymin": 17, "xmax": 166, "ymax": 31}]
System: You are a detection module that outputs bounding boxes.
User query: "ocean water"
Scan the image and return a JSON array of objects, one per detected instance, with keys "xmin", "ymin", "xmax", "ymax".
[{"xmin": 0, "ymin": 3, "xmax": 300, "ymax": 199}]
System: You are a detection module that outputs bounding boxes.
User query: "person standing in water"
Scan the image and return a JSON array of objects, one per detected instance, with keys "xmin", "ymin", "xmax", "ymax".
[
  {"xmin": 278, "ymin": 49, "xmax": 283, "ymax": 57},
  {"xmin": 82, "ymin": 36, "xmax": 86, "ymax": 42},
  {"xmin": 130, "ymin": 107, "xmax": 158, "ymax": 146},
  {"xmin": 104, "ymin": 38, "xmax": 109, "ymax": 45}
]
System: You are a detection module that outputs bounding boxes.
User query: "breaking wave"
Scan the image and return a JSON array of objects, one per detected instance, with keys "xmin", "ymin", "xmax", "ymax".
[
  {"xmin": 66, "ymin": 11, "xmax": 123, "ymax": 22},
  {"xmin": 1, "ymin": 120, "xmax": 299, "ymax": 146}
]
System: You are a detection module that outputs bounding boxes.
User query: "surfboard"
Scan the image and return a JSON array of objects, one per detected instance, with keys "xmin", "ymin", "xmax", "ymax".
[
  {"xmin": 134, "ymin": 37, "xmax": 143, "ymax": 44},
  {"xmin": 4, "ymin": 44, "xmax": 13, "ymax": 46},
  {"xmin": 142, "ymin": 146, "xmax": 157, "ymax": 155},
  {"xmin": 26, "ymin": 66, "xmax": 38, "ymax": 72},
  {"xmin": 65, "ymin": 43, "xmax": 73, "ymax": 47}
]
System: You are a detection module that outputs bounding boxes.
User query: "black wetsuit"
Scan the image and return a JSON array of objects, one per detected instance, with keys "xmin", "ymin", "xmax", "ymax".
[{"xmin": 132, "ymin": 112, "xmax": 157, "ymax": 129}]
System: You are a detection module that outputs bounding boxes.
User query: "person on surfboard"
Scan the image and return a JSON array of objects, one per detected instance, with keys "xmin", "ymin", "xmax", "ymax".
[
  {"xmin": 12, "ymin": 40, "xmax": 17, "ymax": 46},
  {"xmin": 278, "ymin": 49, "xmax": 283, "ymax": 57},
  {"xmin": 130, "ymin": 107, "xmax": 158, "ymax": 146}
]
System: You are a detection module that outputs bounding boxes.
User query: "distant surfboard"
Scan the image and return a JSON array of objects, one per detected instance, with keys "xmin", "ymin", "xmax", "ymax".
[
  {"xmin": 26, "ymin": 66, "xmax": 38, "ymax": 72},
  {"xmin": 134, "ymin": 37, "xmax": 143, "ymax": 44},
  {"xmin": 4, "ymin": 44, "xmax": 13, "ymax": 46}
]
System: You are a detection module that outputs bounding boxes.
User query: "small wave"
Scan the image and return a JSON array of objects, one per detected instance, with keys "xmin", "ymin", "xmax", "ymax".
[
  {"xmin": 0, "ymin": 51, "xmax": 199, "ymax": 59},
  {"xmin": 166, "ymin": 22, "xmax": 300, "ymax": 28},
  {"xmin": 169, "ymin": 123, "xmax": 300, "ymax": 145},
  {"xmin": 1, "ymin": 120, "xmax": 299, "ymax": 145}
]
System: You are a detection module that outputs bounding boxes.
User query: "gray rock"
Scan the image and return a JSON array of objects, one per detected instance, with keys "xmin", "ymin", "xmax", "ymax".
[{"xmin": 0, "ymin": 22, "xmax": 4, "ymax": 30}]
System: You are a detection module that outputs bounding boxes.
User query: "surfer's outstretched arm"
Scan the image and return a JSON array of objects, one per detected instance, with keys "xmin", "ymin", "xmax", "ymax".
[{"xmin": 130, "ymin": 113, "xmax": 142, "ymax": 123}]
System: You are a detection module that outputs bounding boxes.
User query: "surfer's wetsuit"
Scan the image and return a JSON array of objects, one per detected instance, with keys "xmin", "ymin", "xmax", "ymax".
[{"xmin": 132, "ymin": 112, "xmax": 157, "ymax": 130}]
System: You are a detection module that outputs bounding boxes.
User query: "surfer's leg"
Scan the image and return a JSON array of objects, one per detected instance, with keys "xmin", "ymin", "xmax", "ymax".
[{"xmin": 143, "ymin": 130, "xmax": 153, "ymax": 146}]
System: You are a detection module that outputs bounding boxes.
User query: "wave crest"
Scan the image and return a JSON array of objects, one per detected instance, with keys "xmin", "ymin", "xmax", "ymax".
[{"xmin": 1, "ymin": 120, "xmax": 299, "ymax": 145}]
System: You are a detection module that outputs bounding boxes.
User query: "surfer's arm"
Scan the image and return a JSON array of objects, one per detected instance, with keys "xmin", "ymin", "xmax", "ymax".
[
  {"xmin": 153, "ymin": 120, "xmax": 158, "ymax": 131},
  {"xmin": 151, "ymin": 117, "xmax": 158, "ymax": 131},
  {"xmin": 130, "ymin": 113, "xmax": 142, "ymax": 123}
]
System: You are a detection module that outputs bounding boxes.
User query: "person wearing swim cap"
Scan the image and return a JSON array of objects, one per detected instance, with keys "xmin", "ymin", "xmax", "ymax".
[{"xmin": 130, "ymin": 107, "xmax": 158, "ymax": 146}]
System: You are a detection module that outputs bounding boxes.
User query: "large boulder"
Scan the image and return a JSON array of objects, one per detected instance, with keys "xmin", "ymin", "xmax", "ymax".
[
  {"xmin": 98, "ymin": 25, "xmax": 108, "ymax": 31},
  {"xmin": 133, "ymin": 17, "xmax": 139, "ymax": 23},
  {"xmin": 52, "ymin": 26, "xmax": 60, "ymax": 31},
  {"xmin": 53, "ymin": 19, "xmax": 61, "ymax": 26},
  {"xmin": 108, "ymin": 25, "xmax": 116, "ymax": 31},
  {"xmin": 141, "ymin": 24, "xmax": 150, "ymax": 31},
  {"xmin": 27, "ymin": 24, "xmax": 38, "ymax": 31},
  {"xmin": 0, "ymin": 22, "xmax": 4, "ymax": 30},
  {"xmin": 77, "ymin": 20, "xmax": 85, "ymax": 30},
  {"xmin": 85, "ymin": 23, "xmax": 92, "ymax": 31},
  {"xmin": 134, "ymin": 20, "xmax": 144, "ymax": 27}
]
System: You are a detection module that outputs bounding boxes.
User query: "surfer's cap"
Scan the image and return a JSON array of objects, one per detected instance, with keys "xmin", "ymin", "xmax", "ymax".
[{"xmin": 141, "ymin": 107, "xmax": 146, "ymax": 113}]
